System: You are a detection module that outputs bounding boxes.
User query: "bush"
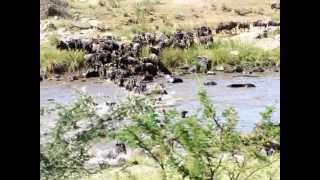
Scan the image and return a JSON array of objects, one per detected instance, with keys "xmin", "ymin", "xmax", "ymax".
[
  {"xmin": 40, "ymin": 94, "xmax": 103, "ymax": 180},
  {"xmin": 114, "ymin": 90, "xmax": 280, "ymax": 180},
  {"xmin": 40, "ymin": 45, "xmax": 85, "ymax": 74},
  {"xmin": 159, "ymin": 40, "xmax": 280, "ymax": 70},
  {"xmin": 41, "ymin": 90, "xmax": 280, "ymax": 180}
]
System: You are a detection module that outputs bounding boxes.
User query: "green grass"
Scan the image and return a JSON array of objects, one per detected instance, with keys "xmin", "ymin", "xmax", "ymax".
[
  {"xmin": 40, "ymin": 44, "xmax": 85, "ymax": 74},
  {"xmin": 271, "ymin": 13, "xmax": 280, "ymax": 21},
  {"xmin": 83, "ymin": 153, "xmax": 279, "ymax": 180},
  {"xmin": 159, "ymin": 39, "xmax": 280, "ymax": 70}
]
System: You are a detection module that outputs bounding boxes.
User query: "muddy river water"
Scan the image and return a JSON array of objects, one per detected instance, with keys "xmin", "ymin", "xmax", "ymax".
[{"xmin": 40, "ymin": 72, "xmax": 279, "ymax": 138}]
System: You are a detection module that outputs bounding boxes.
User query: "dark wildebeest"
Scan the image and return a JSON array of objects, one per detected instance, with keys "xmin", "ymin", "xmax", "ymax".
[
  {"xmin": 253, "ymin": 20, "xmax": 268, "ymax": 28},
  {"xmin": 56, "ymin": 40, "xmax": 69, "ymax": 50},
  {"xmin": 268, "ymin": 20, "xmax": 280, "ymax": 26},
  {"xmin": 227, "ymin": 83, "xmax": 256, "ymax": 88},
  {"xmin": 196, "ymin": 26, "xmax": 213, "ymax": 45},
  {"xmin": 271, "ymin": 3, "xmax": 280, "ymax": 10},
  {"xmin": 197, "ymin": 26, "xmax": 212, "ymax": 36},
  {"xmin": 238, "ymin": 22, "xmax": 250, "ymax": 31},
  {"xmin": 216, "ymin": 21, "xmax": 238, "ymax": 33}
]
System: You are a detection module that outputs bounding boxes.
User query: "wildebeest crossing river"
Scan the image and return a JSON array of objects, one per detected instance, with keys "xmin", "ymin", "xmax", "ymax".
[{"xmin": 40, "ymin": 71, "xmax": 279, "ymax": 141}]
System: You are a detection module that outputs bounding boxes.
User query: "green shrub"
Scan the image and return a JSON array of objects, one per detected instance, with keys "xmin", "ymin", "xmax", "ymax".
[
  {"xmin": 158, "ymin": 40, "xmax": 280, "ymax": 69},
  {"xmin": 41, "ymin": 90, "xmax": 280, "ymax": 180},
  {"xmin": 40, "ymin": 46, "xmax": 85, "ymax": 74}
]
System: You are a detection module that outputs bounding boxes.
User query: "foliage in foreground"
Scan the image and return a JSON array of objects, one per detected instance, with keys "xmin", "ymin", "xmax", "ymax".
[{"xmin": 40, "ymin": 90, "xmax": 280, "ymax": 180}]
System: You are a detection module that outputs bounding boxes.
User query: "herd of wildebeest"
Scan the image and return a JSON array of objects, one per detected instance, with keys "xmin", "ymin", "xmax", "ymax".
[{"xmin": 41, "ymin": 19, "xmax": 280, "ymax": 93}]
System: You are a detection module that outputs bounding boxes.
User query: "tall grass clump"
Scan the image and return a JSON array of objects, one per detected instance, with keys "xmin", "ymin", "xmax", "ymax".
[
  {"xmin": 40, "ymin": 45, "xmax": 85, "ymax": 74},
  {"xmin": 159, "ymin": 40, "xmax": 280, "ymax": 70}
]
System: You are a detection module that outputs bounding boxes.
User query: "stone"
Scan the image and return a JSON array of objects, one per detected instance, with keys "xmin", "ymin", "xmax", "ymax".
[
  {"xmin": 204, "ymin": 81, "xmax": 217, "ymax": 86},
  {"xmin": 227, "ymin": 83, "xmax": 256, "ymax": 88}
]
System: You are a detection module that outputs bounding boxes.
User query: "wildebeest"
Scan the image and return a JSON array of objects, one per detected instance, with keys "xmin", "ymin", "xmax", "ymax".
[
  {"xmin": 237, "ymin": 22, "xmax": 250, "ymax": 31},
  {"xmin": 268, "ymin": 20, "xmax": 280, "ymax": 26},
  {"xmin": 203, "ymin": 81, "xmax": 217, "ymax": 86},
  {"xmin": 196, "ymin": 26, "xmax": 213, "ymax": 45},
  {"xmin": 253, "ymin": 20, "xmax": 268, "ymax": 28},
  {"xmin": 216, "ymin": 21, "xmax": 238, "ymax": 33},
  {"xmin": 197, "ymin": 26, "xmax": 212, "ymax": 36},
  {"xmin": 271, "ymin": 3, "xmax": 280, "ymax": 10}
]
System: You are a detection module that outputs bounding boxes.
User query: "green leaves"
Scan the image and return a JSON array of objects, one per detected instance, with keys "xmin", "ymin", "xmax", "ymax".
[{"xmin": 41, "ymin": 90, "xmax": 279, "ymax": 180}]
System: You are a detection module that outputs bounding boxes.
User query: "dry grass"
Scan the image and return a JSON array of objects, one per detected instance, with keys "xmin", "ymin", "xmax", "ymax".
[{"xmin": 43, "ymin": 0, "xmax": 279, "ymax": 40}]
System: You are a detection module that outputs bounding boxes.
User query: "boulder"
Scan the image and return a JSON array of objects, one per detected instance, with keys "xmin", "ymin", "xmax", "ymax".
[
  {"xmin": 227, "ymin": 83, "xmax": 256, "ymax": 88},
  {"xmin": 204, "ymin": 81, "xmax": 217, "ymax": 86}
]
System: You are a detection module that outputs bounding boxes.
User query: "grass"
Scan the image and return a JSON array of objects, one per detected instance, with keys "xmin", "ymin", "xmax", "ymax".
[
  {"xmin": 159, "ymin": 39, "xmax": 280, "ymax": 70},
  {"xmin": 271, "ymin": 13, "xmax": 280, "ymax": 21},
  {"xmin": 83, "ymin": 153, "xmax": 279, "ymax": 180},
  {"xmin": 40, "ymin": 44, "xmax": 85, "ymax": 74},
  {"xmin": 51, "ymin": 0, "xmax": 278, "ymax": 39},
  {"xmin": 40, "ymin": 38, "xmax": 279, "ymax": 75}
]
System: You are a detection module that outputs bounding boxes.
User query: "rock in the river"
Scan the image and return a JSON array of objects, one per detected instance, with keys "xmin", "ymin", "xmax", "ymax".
[
  {"xmin": 165, "ymin": 75, "xmax": 183, "ymax": 83},
  {"xmin": 204, "ymin": 81, "xmax": 217, "ymax": 86},
  {"xmin": 227, "ymin": 83, "xmax": 256, "ymax": 88}
]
